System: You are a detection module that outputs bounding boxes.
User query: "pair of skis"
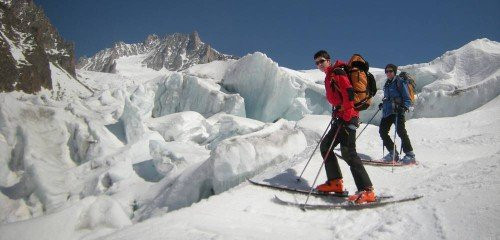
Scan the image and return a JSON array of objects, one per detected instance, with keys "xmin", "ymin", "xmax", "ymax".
[
  {"xmin": 334, "ymin": 152, "xmax": 418, "ymax": 167},
  {"xmin": 247, "ymin": 178, "xmax": 422, "ymax": 210}
]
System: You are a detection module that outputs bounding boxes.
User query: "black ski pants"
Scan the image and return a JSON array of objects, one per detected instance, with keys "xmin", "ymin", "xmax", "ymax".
[
  {"xmin": 379, "ymin": 113, "xmax": 414, "ymax": 153},
  {"xmin": 319, "ymin": 120, "xmax": 373, "ymax": 191}
]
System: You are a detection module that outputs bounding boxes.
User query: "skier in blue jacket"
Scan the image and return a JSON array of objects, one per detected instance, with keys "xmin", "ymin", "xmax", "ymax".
[{"xmin": 378, "ymin": 64, "xmax": 416, "ymax": 164}]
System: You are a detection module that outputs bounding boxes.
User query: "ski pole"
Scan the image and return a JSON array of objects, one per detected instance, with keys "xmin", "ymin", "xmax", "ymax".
[
  {"xmin": 297, "ymin": 118, "xmax": 334, "ymax": 182},
  {"xmin": 302, "ymin": 123, "xmax": 342, "ymax": 210},
  {"xmin": 392, "ymin": 113, "xmax": 399, "ymax": 173},
  {"xmin": 383, "ymin": 143, "xmax": 385, "ymax": 160},
  {"xmin": 355, "ymin": 108, "xmax": 380, "ymax": 140}
]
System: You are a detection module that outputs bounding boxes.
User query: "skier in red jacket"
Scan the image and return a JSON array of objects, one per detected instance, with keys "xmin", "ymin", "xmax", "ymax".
[{"xmin": 314, "ymin": 50, "xmax": 376, "ymax": 204}]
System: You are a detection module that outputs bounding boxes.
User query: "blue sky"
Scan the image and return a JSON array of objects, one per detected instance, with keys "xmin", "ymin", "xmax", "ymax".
[{"xmin": 34, "ymin": 0, "xmax": 499, "ymax": 70}]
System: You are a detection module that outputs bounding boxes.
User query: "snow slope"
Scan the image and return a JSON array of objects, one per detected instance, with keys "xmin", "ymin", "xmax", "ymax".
[{"xmin": 97, "ymin": 94, "xmax": 500, "ymax": 240}]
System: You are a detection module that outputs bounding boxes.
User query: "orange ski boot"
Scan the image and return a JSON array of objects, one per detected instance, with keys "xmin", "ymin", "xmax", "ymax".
[
  {"xmin": 348, "ymin": 188, "xmax": 376, "ymax": 204},
  {"xmin": 316, "ymin": 179, "xmax": 344, "ymax": 193}
]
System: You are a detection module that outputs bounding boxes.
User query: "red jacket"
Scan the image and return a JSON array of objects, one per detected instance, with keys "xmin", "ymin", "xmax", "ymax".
[{"xmin": 324, "ymin": 60, "xmax": 359, "ymax": 122}]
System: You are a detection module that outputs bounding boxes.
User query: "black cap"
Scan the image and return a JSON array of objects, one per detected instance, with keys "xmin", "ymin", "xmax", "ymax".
[{"xmin": 385, "ymin": 64, "xmax": 397, "ymax": 73}]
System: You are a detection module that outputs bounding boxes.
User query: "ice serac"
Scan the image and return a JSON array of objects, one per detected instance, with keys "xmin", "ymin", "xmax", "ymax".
[
  {"xmin": 0, "ymin": 94, "xmax": 80, "ymax": 220},
  {"xmin": 182, "ymin": 59, "xmax": 238, "ymax": 83},
  {"xmin": 148, "ymin": 140, "xmax": 210, "ymax": 178},
  {"xmin": 121, "ymin": 85, "xmax": 154, "ymax": 144},
  {"xmin": 359, "ymin": 38, "xmax": 500, "ymax": 123},
  {"xmin": 205, "ymin": 113, "xmax": 266, "ymax": 149},
  {"xmin": 223, "ymin": 52, "xmax": 325, "ymax": 122},
  {"xmin": 402, "ymin": 38, "xmax": 500, "ymax": 118},
  {"xmin": 152, "ymin": 72, "xmax": 246, "ymax": 118},
  {"xmin": 209, "ymin": 119, "xmax": 307, "ymax": 193},
  {"xmin": 0, "ymin": 92, "xmax": 131, "ymax": 224},
  {"xmin": 136, "ymin": 119, "xmax": 306, "ymax": 219},
  {"xmin": 146, "ymin": 111, "xmax": 211, "ymax": 144}
]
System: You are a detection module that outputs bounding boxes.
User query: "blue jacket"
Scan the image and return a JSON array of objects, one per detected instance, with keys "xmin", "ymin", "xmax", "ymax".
[{"xmin": 382, "ymin": 76, "xmax": 411, "ymax": 118}]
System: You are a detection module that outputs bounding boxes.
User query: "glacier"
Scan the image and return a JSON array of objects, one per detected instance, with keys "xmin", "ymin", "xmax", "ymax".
[{"xmin": 0, "ymin": 38, "xmax": 499, "ymax": 240}]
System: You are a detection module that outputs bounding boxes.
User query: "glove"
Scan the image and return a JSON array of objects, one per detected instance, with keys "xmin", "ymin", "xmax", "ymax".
[
  {"xmin": 396, "ymin": 104, "xmax": 408, "ymax": 113},
  {"xmin": 378, "ymin": 103, "xmax": 383, "ymax": 110},
  {"xmin": 332, "ymin": 106, "xmax": 344, "ymax": 117}
]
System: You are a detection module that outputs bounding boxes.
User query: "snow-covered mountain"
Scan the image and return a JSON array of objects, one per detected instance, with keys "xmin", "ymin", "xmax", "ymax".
[
  {"xmin": 0, "ymin": 36, "xmax": 499, "ymax": 240},
  {"xmin": 0, "ymin": 0, "xmax": 92, "ymax": 98},
  {"xmin": 77, "ymin": 31, "xmax": 238, "ymax": 73}
]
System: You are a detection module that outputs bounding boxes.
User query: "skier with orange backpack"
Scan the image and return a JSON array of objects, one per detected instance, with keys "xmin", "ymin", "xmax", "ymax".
[
  {"xmin": 378, "ymin": 64, "xmax": 416, "ymax": 164},
  {"xmin": 313, "ymin": 50, "xmax": 376, "ymax": 204}
]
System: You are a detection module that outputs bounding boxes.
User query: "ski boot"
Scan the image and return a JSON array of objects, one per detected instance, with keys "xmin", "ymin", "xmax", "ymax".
[
  {"xmin": 401, "ymin": 151, "xmax": 416, "ymax": 164},
  {"xmin": 383, "ymin": 150, "xmax": 399, "ymax": 162},
  {"xmin": 316, "ymin": 179, "xmax": 344, "ymax": 193},
  {"xmin": 348, "ymin": 187, "xmax": 376, "ymax": 204}
]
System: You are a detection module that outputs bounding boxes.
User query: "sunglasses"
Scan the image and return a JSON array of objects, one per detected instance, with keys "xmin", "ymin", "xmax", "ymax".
[
  {"xmin": 315, "ymin": 59, "xmax": 328, "ymax": 65},
  {"xmin": 385, "ymin": 70, "xmax": 394, "ymax": 73}
]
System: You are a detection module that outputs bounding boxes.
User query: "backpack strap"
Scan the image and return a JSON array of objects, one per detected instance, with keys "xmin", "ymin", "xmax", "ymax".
[
  {"xmin": 396, "ymin": 77, "xmax": 404, "ymax": 95},
  {"xmin": 330, "ymin": 68, "xmax": 342, "ymax": 92}
]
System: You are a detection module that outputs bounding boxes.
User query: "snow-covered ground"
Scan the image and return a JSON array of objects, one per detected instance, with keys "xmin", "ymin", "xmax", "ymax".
[
  {"xmin": 84, "ymin": 96, "xmax": 500, "ymax": 240},
  {"xmin": 0, "ymin": 38, "xmax": 499, "ymax": 240}
]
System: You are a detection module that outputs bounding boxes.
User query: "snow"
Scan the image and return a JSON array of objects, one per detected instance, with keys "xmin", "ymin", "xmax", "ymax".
[
  {"xmin": 12, "ymin": 29, "xmax": 35, "ymax": 52},
  {"xmin": 113, "ymin": 54, "xmax": 168, "ymax": 78},
  {"xmin": 120, "ymin": 85, "xmax": 154, "ymax": 143},
  {"xmin": 0, "ymin": 0, "xmax": 12, "ymax": 7},
  {"xmin": 145, "ymin": 111, "xmax": 211, "ymax": 143},
  {"xmin": 182, "ymin": 59, "xmax": 237, "ymax": 83},
  {"xmin": 361, "ymin": 38, "xmax": 500, "ymax": 123},
  {"xmin": 402, "ymin": 38, "xmax": 500, "ymax": 118},
  {"xmin": 49, "ymin": 62, "xmax": 93, "ymax": 99},
  {"xmin": 100, "ymin": 95, "xmax": 500, "ymax": 240},
  {"xmin": 0, "ymin": 196, "xmax": 132, "ymax": 240},
  {"xmin": 45, "ymin": 48, "xmax": 69, "ymax": 57},
  {"xmin": 223, "ymin": 52, "xmax": 327, "ymax": 122},
  {"xmin": 209, "ymin": 119, "xmax": 307, "ymax": 194},
  {"xmin": 149, "ymin": 140, "xmax": 210, "ymax": 176},
  {"xmin": 152, "ymin": 72, "xmax": 246, "ymax": 118},
  {"xmin": 0, "ymin": 38, "xmax": 499, "ymax": 240},
  {"xmin": 204, "ymin": 113, "xmax": 266, "ymax": 149},
  {"xmin": 0, "ymin": 27, "xmax": 31, "ymax": 68},
  {"xmin": 134, "ymin": 119, "xmax": 307, "ymax": 220}
]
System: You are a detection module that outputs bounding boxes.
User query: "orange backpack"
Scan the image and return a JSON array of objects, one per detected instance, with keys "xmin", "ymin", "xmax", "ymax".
[
  {"xmin": 345, "ymin": 54, "xmax": 377, "ymax": 111},
  {"xmin": 398, "ymin": 72, "xmax": 417, "ymax": 105}
]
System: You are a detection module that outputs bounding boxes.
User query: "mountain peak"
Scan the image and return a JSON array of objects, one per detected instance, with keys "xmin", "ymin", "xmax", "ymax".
[
  {"xmin": 77, "ymin": 32, "xmax": 238, "ymax": 72},
  {"xmin": 187, "ymin": 31, "xmax": 202, "ymax": 51}
]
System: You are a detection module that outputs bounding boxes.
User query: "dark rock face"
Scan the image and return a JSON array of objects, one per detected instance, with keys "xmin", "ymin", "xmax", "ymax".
[
  {"xmin": 0, "ymin": 0, "xmax": 75, "ymax": 94},
  {"xmin": 78, "ymin": 31, "xmax": 237, "ymax": 72}
]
